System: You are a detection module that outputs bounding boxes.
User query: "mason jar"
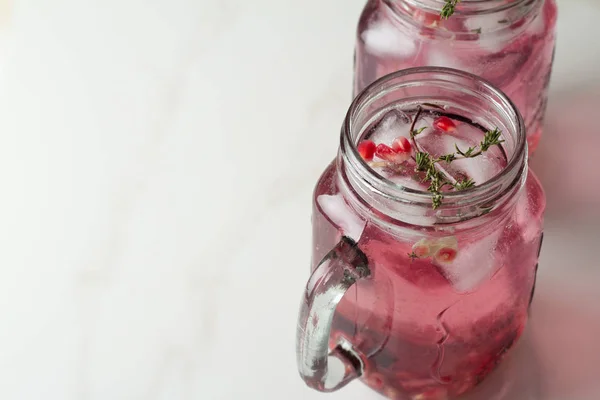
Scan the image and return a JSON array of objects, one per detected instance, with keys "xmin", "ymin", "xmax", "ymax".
[
  {"xmin": 354, "ymin": 0, "xmax": 558, "ymax": 153},
  {"xmin": 297, "ymin": 68, "xmax": 545, "ymax": 399}
]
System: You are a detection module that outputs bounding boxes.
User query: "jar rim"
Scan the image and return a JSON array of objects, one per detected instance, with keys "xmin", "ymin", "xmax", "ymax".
[
  {"xmin": 341, "ymin": 67, "xmax": 527, "ymax": 213},
  {"xmin": 403, "ymin": 0, "xmax": 533, "ymax": 15}
]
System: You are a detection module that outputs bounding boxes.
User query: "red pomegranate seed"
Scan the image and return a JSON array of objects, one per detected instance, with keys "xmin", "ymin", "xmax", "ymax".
[
  {"xmin": 412, "ymin": 239, "xmax": 432, "ymax": 258},
  {"xmin": 435, "ymin": 247, "xmax": 458, "ymax": 263},
  {"xmin": 375, "ymin": 144, "xmax": 409, "ymax": 163},
  {"xmin": 357, "ymin": 140, "xmax": 376, "ymax": 161},
  {"xmin": 375, "ymin": 143, "xmax": 394, "ymax": 158},
  {"xmin": 366, "ymin": 372, "xmax": 386, "ymax": 389},
  {"xmin": 392, "ymin": 136, "xmax": 412, "ymax": 153},
  {"xmin": 413, "ymin": 245, "xmax": 430, "ymax": 258},
  {"xmin": 433, "ymin": 116, "xmax": 457, "ymax": 132},
  {"xmin": 414, "ymin": 9, "xmax": 441, "ymax": 27}
]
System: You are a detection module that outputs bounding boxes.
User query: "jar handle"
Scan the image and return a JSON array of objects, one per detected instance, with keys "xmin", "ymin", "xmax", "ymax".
[{"xmin": 296, "ymin": 236, "xmax": 371, "ymax": 392}]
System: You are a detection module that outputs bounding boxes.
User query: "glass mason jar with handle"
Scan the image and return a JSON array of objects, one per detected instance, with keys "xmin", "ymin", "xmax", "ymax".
[
  {"xmin": 296, "ymin": 68, "xmax": 545, "ymax": 399},
  {"xmin": 354, "ymin": 0, "xmax": 558, "ymax": 154}
]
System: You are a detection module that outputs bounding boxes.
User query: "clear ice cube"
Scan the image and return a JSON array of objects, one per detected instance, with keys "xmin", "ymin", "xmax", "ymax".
[
  {"xmin": 464, "ymin": 14, "xmax": 505, "ymax": 33},
  {"xmin": 426, "ymin": 46, "xmax": 468, "ymax": 72},
  {"xmin": 436, "ymin": 231, "xmax": 502, "ymax": 293},
  {"xmin": 464, "ymin": 14, "xmax": 509, "ymax": 53},
  {"xmin": 317, "ymin": 194, "xmax": 366, "ymax": 242},
  {"xmin": 514, "ymin": 184, "xmax": 542, "ymax": 243},
  {"xmin": 453, "ymin": 154, "xmax": 502, "ymax": 186},
  {"xmin": 366, "ymin": 109, "xmax": 411, "ymax": 145},
  {"xmin": 361, "ymin": 20, "xmax": 417, "ymax": 58},
  {"xmin": 418, "ymin": 134, "xmax": 475, "ymax": 185}
]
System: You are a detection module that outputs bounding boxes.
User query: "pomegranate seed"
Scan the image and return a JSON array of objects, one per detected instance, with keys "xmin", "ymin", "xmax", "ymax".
[
  {"xmin": 433, "ymin": 116, "xmax": 457, "ymax": 132},
  {"xmin": 392, "ymin": 136, "xmax": 412, "ymax": 153},
  {"xmin": 414, "ymin": 9, "xmax": 441, "ymax": 27},
  {"xmin": 413, "ymin": 245, "xmax": 430, "ymax": 258},
  {"xmin": 375, "ymin": 144, "xmax": 410, "ymax": 163},
  {"xmin": 375, "ymin": 143, "xmax": 395, "ymax": 159},
  {"xmin": 366, "ymin": 372, "xmax": 386, "ymax": 390},
  {"xmin": 435, "ymin": 247, "xmax": 458, "ymax": 263},
  {"xmin": 357, "ymin": 140, "xmax": 376, "ymax": 161},
  {"xmin": 412, "ymin": 239, "xmax": 432, "ymax": 258}
]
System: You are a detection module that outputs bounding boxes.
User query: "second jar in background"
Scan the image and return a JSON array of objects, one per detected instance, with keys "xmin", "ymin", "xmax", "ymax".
[{"xmin": 354, "ymin": 0, "xmax": 557, "ymax": 153}]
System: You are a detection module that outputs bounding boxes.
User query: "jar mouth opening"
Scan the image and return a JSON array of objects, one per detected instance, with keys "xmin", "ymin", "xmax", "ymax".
[
  {"xmin": 341, "ymin": 67, "xmax": 527, "ymax": 211},
  {"xmin": 404, "ymin": 0, "xmax": 532, "ymax": 15}
]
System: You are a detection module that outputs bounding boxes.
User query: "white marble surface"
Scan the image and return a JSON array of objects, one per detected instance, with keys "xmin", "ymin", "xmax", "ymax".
[{"xmin": 0, "ymin": 0, "xmax": 599, "ymax": 399}]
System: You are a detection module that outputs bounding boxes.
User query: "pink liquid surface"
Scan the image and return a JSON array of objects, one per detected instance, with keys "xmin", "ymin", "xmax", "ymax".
[
  {"xmin": 311, "ymin": 113, "xmax": 545, "ymax": 399},
  {"xmin": 354, "ymin": 0, "xmax": 557, "ymax": 153}
]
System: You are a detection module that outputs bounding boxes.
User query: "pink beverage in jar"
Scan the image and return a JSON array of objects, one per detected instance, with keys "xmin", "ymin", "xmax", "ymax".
[
  {"xmin": 297, "ymin": 68, "xmax": 545, "ymax": 399},
  {"xmin": 354, "ymin": 0, "xmax": 557, "ymax": 153}
]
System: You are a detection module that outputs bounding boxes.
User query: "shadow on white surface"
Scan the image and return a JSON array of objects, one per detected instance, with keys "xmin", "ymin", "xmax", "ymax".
[
  {"xmin": 531, "ymin": 86, "xmax": 600, "ymax": 219},
  {"xmin": 527, "ymin": 86, "xmax": 600, "ymax": 400},
  {"xmin": 532, "ymin": 282, "xmax": 600, "ymax": 400},
  {"xmin": 459, "ymin": 282, "xmax": 600, "ymax": 400}
]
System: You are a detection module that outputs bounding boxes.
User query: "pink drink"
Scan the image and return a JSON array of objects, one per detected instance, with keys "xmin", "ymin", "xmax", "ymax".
[
  {"xmin": 313, "ymin": 126, "xmax": 544, "ymax": 398},
  {"xmin": 297, "ymin": 69, "xmax": 545, "ymax": 399},
  {"xmin": 354, "ymin": 0, "xmax": 558, "ymax": 153}
]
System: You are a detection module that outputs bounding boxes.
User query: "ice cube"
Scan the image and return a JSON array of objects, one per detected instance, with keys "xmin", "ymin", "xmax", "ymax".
[
  {"xmin": 394, "ymin": 211, "xmax": 437, "ymax": 228},
  {"xmin": 435, "ymin": 230, "xmax": 502, "ymax": 293},
  {"xmin": 477, "ymin": 36, "xmax": 509, "ymax": 54},
  {"xmin": 419, "ymin": 130, "xmax": 469, "ymax": 157},
  {"xmin": 426, "ymin": 46, "xmax": 467, "ymax": 71},
  {"xmin": 464, "ymin": 15, "xmax": 509, "ymax": 53},
  {"xmin": 369, "ymin": 167, "xmax": 438, "ymax": 227},
  {"xmin": 361, "ymin": 20, "xmax": 416, "ymax": 58},
  {"xmin": 453, "ymin": 154, "xmax": 502, "ymax": 186},
  {"xmin": 317, "ymin": 194, "xmax": 366, "ymax": 241},
  {"xmin": 464, "ymin": 14, "xmax": 504, "ymax": 33},
  {"xmin": 366, "ymin": 109, "xmax": 411, "ymax": 145},
  {"xmin": 418, "ymin": 136, "xmax": 474, "ymax": 184},
  {"xmin": 376, "ymin": 195, "xmax": 438, "ymax": 228},
  {"xmin": 514, "ymin": 185, "xmax": 542, "ymax": 243}
]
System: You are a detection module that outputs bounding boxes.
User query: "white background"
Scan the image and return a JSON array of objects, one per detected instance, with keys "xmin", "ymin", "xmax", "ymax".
[{"xmin": 0, "ymin": 0, "xmax": 599, "ymax": 399}]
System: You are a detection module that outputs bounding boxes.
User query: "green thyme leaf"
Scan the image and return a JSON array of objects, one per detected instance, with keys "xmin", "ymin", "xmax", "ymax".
[
  {"xmin": 412, "ymin": 126, "xmax": 427, "ymax": 136},
  {"xmin": 415, "ymin": 151, "xmax": 431, "ymax": 171},
  {"xmin": 438, "ymin": 153, "xmax": 456, "ymax": 163},
  {"xmin": 454, "ymin": 178, "xmax": 475, "ymax": 191},
  {"xmin": 441, "ymin": 0, "xmax": 461, "ymax": 19},
  {"xmin": 455, "ymin": 144, "xmax": 475, "ymax": 158},
  {"xmin": 408, "ymin": 106, "xmax": 504, "ymax": 209},
  {"xmin": 480, "ymin": 128, "xmax": 505, "ymax": 152}
]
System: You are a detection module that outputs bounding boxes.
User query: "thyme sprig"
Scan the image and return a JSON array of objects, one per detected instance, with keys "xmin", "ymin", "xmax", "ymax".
[
  {"xmin": 410, "ymin": 107, "xmax": 505, "ymax": 209},
  {"xmin": 441, "ymin": 0, "xmax": 461, "ymax": 19},
  {"xmin": 454, "ymin": 128, "xmax": 504, "ymax": 158}
]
